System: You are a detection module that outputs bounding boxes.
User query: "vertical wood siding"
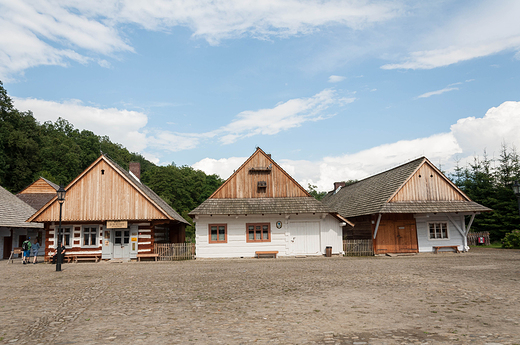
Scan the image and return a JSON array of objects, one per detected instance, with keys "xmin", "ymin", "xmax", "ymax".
[
  {"xmin": 34, "ymin": 160, "xmax": 167, "ymax": 222},
  {"xmin": 211, "ymin": 150, "xmax": 309, "ymax": 199},
  {"xmin": 19, "ymin": 178, "xmax": 56, "ymax": 194},
  {"xmin": 391, "ymin": 164, "xmax": 466, "ymax": 202}
]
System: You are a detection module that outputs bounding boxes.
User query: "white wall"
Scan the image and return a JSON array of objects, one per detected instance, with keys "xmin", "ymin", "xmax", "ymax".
[
  {"xmin": 415, "ymin": 214, "xmax": 466, "ymax": 252},
  {"xmin": 195, "ymin": 214, "xmax": 342, "ymax": 258}
]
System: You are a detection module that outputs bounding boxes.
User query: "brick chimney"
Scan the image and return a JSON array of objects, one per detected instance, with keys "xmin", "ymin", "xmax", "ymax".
[
  {"xmin": 333, "ymin": 181, "xmax": 345, "ymax": 191},
  {"xmin": 129, "ymin": 162, "xmax": 141, "ymax": 180}
]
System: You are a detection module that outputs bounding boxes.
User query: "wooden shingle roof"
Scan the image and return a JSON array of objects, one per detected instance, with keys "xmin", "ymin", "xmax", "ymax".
[
  {"xmin": 190, "ymin": 197, "xmax": 330, "ymax": 216},
  {"xmin": 0, "ymin": 185, "xmax": 43, "ymax": 228},
  {"xmin": 322, "ymin": 157, "xmax": 491, "ymax": 217}
]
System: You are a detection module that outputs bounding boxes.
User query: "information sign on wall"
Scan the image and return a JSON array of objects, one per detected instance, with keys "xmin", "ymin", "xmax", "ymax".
[{"xmin": 106, "ymin": 220, "xmax": 128, "ymax": 229}]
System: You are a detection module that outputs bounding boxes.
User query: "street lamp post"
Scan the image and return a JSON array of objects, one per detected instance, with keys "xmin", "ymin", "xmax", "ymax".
[
  {"xmin": 56, "ymin": 186, "xmax": 66, "ymax": 272},
  {"xmin": 512, "ymin": 181, "xmax": 520, "ymax": 217}
]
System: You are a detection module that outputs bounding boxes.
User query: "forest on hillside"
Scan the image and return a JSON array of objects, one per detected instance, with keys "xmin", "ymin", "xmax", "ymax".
[
  {"xmin": 1, "ymin": 81, "xmax": 519, "ymax": 245},
  {"xmin": 0, "ymin": 81, "xmax": 224, "ymax": 240}
]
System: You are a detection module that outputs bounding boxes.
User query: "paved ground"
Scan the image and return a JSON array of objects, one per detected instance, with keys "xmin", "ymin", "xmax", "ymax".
[{"xmin": 1, "ymin": 248, "xmax": 519, "ymax": 345}]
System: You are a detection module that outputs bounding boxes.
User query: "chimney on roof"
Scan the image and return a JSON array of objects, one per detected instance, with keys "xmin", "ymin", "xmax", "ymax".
[
  {"xmin": 334, "ymin": 182, "xmax": 345, "ymax": 191},
  {"xmin": 129, "ymin": 162, "xmax": 141, "ymax": 180},
  {"xmin": 267, "ymin": 154, "xmax": 271, "ymax": 158}
]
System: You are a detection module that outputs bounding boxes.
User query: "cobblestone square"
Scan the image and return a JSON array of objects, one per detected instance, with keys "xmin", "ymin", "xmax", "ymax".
[{"xmin": 1, "ymin": 248, "xmax": 519, "ymax": 344}]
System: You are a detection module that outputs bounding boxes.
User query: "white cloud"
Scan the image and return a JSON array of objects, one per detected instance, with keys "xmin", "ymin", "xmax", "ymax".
[
  {"xmin": 217, "ymin": 89, "xmax": 354, "ymax": 144},
  {"xmin": 328, "ymin": 75, "xmax": 346, "ymax": 83},
  {"xmin": 0, "ymin": 0, "xmax": 402, "ymax": 78},
  {"xmin": 193, "ymin": 101, "xmax": 520, "ymax": 192},
  {"xmin": 382, "ymin": 0, "xmax": 520, "ymax": 69},
  {"xmin": 192, "ymin": 156, "xmax": 248, "ymax": 179},
  {"xmin": 417, "ymin": 86, "xmax": 458, "ymax": 99}
]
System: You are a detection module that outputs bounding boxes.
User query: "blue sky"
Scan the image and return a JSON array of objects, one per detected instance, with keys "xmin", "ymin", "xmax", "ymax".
[{"xmin": 2, "ymin": 0, "xmax": 520, "ymax": 191}]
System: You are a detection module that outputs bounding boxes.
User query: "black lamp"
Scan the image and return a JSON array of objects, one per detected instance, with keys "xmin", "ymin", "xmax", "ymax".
[{"xmin": 56, "ymin": 186, "xmax": 66, "ymax": 272}]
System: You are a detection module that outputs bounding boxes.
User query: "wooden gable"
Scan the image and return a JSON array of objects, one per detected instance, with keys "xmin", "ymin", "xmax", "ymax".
[
  {"xmin": 29, "ymin": 156, "xmax": 170, "ymax": 222},
  {"xmin": 389, "ymin": 159, "xmax": 468, "ymax": 203},
  {"xmin": 18, "ymin": 177, "xmax": 57, "ymax": 194},
  {"xmin": 210, "ymin": 148, "xmax": 310, "ymax": 199}
]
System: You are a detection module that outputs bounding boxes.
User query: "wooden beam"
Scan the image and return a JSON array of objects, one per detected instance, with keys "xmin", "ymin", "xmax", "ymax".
[{"xmin": 373, "ymin": 214, "xmax": 382, "ymax": 240}]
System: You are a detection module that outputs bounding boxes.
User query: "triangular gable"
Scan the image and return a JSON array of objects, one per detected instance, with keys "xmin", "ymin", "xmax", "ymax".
[
  {"xmin": 28, "ymin": 155, "xmax": 174, "ymax": 222},
  {"xmin": 209, "ymin": 148, "xmax": 310, "ymax": 199},
  {"xmin": 388, "ymin": 158, "xmax": 470, "ymax": 203},
  {"xmin": 18, "ymin": 177, "xmax": 59, "ymax": 195}
]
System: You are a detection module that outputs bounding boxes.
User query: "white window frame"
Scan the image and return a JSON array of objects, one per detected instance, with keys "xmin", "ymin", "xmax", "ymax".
[
  {"xmin": 55, "ymin": 227, "xmax": 72, "ymax": 248},
  {"xmin": 428, "ymin": 222, "xmax": 449, "ymax": 240},
  {"xmin": 82, "ymin": 226, "xmax": 99, "ymax": 248}
]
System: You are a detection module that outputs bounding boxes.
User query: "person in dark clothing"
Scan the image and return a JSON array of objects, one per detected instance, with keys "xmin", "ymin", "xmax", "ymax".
[{"xmin": 51, "ymin": 244, "xmax": 66, "ymax": 264}]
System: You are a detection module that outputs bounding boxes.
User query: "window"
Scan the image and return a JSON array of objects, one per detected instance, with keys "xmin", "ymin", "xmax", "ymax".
[
  {"xmin": 246, "ymin": 223, "xmax": 270, "ymax": 242},
  {"xmin": 209, "ymin": 224, "xmax": 227, "ymax": 243},
  {"xmin": 55, "ymin": 227, "xmax": 72, "ymax": 247},
  {"xmin": 82, "ymin": 226, "xmax": 98, "ymax": 247},
  {"xmin": 429, "ymin": 223, "xmax": 448, "ymax": 239}
]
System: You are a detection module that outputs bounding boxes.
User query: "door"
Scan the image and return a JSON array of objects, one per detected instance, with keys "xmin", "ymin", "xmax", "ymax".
[
  {"xmin": 396, "ymin": 221, "xmax": 418, "ymax": 252},
  {"xmin": 291, "ymin": 222, "xmax": 320, "ymax": 255},
  {"xmin": 3, "ymin": 237, "xmax": 12, "ymax": 259},
  {"xmin": 113, "ymin": 229, "xmax": 130, "ymax": 259}
]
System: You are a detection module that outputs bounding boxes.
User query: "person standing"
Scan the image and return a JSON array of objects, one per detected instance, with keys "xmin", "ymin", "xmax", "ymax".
[
  {"xmin": 32, "ymin": 239, "xmax": 41, "ymax": 264},
  {"xmin": 22, "ymin": 237, "xmax": 32, "ymax": 265}
]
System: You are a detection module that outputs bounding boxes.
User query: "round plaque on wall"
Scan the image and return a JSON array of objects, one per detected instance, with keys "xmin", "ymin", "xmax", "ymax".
[{"xmin": 276, "ymin": 221, "xmax": 282, "ymax": 229}]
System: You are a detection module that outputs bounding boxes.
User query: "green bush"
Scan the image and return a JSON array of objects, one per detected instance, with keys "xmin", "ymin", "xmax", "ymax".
[{"xmin": 502, "ymin": 230, "xmax": 520, "ymax": 249}]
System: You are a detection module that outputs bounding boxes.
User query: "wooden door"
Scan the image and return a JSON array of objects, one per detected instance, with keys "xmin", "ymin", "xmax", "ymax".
[
  {"xmin": 395, "ymin": 221, "xmax": 418, "ymax": 253},
  {"xmin": 3, "ymin": 237, "xmax": 12, "ymax": 259},
  {"xmin": 374, "ymin": 218, "xmax": 418, "ymax": 254}
]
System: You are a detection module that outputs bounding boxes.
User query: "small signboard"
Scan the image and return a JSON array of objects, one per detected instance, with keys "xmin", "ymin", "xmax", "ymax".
[
  {"xmin": 107, "ymin": 220, "xmax": 128, "ymax": 229},
  {"xmin": 131, "ymin": 237, "xmax": 137, "ymax": 242}
]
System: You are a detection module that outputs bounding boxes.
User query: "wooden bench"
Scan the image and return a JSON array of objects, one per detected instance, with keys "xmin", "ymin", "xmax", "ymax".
[
  {"xmin": 136, "ymin": 253, "xmax": 159, "ymax": 262},
  {"xmin": 433, "ymin": 246, "xmax": 460, "ymax": 254},
  {"xmin": 73, "ymin": 254, "xmax": 101, "ymax": 263},
  {"xmin": 255, "ymin": 251, "xmax": 278, "ymax": 259},
  {"xmin": 7, "ymin": 248, "xmax": 23, "ymax": 264}
]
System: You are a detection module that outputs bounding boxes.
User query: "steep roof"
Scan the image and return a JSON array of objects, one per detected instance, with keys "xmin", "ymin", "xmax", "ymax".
[
  {"xmin": 190, "ymin": 197, "xmax": 330, "ymax": 216},
  {"xmin": 190, "ymin": 148, "xmax": 331, "ymax": 216},
  {"xmin": 16, "ymin": 177, "xmax": 60, "ymax": 210},
  {"xmin": 28, "ymin": 155, "xmax": 190, "ymax": 224},
  {"xmin": 322, "ymin": 157, "xmax": 491, "ymax": 217},
  {"xmin": 0, "ymin": 185, "xmax": 43, "ymax": 228}
]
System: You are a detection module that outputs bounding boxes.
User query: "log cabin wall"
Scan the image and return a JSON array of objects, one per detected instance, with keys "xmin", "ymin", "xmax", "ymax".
[
  {"xmin": 34, "ymin": 159, "xmax": 168, "ymax": 222},
  {"xmin": 211, "ymin": 150, "xmax": 309, "ymax": 199},
  {"xmin": 343, "ymin": 215, "xmax": 373, "ymax": 240},
  {"xmin": 390, "ymin": 163, "xmax": 466, "ymax": 202},
  {"xmin": 138, "ymin": 223, "xmax": 153, "ymax": 254}
]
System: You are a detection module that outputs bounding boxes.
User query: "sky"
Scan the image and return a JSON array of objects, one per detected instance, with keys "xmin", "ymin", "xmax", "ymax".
[{"xmin": 1, "ymin": 0, "xmax": 520, "ymax": 192}]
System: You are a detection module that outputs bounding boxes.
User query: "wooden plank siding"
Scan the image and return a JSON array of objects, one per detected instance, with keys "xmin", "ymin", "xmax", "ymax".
[
  {"xmin": 373, "ymin": 214, "xmax": 418, "ymax": 254},
  {"xmin": 18, "ymin": 178, "xmax": 57, "ymax": 194},
  {"xmin": 390, "ymin": 163, "xmax": 467, "ymax": 202},
  {"xmin": 210, "ymin": 148, "xmax": 309, "ymax": 199},
  {"xmin": 33, "ymin": 159, "xmax": 168, "ymax": 222}
]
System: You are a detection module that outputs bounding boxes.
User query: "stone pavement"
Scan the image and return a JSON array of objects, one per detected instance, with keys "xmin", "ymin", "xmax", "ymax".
[{"xmin": 1, "ymin": 248, "xmax": 519, "ymax": 344}]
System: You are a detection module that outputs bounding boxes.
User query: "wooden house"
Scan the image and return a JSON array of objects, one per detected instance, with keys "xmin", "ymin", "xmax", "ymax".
[
  {"xmin": 189, "ymin": 148, "xmax": 350, "ymax": 258},
  {"xmin": 17, "ymin": 177, "xmax": 60, "ymax": 210},
  {"xmin": 0, "ymin": 185, "xmax": 43, "ymax": 259},
  {"xmin": 322, "ymin": 157, "xmax": 491, "ymax": 254},
  {"xmin": 27, "ymin": 154, "xmax": 190, "ymax": 261}
]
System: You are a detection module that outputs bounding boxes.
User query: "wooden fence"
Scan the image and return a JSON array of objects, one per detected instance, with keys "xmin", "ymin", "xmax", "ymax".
[
  {"xmin": 467, "ymin": 232, "xmax": 490, "ymax": 246},
  {"xmin": 154, "ymin": 243, "xmax": 195, "ymax": 261},
  {"xmin": 343, "ymin": 239, "xmax": 374, "ymax": 256}
]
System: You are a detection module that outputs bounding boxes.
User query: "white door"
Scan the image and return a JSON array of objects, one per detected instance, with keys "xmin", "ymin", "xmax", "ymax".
[
  {"xmin": 113, "ymin": 229, "xmax": 130, "ymax": 259},
  {"xmin": 291, "ymin": 222, "xmax": 320, "ymax": 255}
]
